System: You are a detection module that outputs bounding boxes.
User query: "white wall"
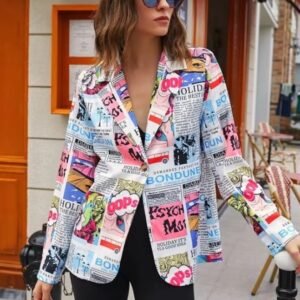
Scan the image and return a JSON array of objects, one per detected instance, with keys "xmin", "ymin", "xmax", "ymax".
[
  {"xmin": 28, "ymin": 1, "xmax": 99, "ymax": 299},
  {"xmin": 244, "ymin": 1, "xmax": 260, "ymax": 161},
  {"xmin": 255, "ymin": 26, "xmax": 274, "ymax": 126},
  {"xmin": 28, "ymin": 0, "xmax": 101, "ymax": 240},
  {"xmin": 254, "ymin": 1, "xmax": 278, "ymax": 128},
  {"xmin": 294, "ymin": 7, "xmax": 300, "ymax": 87}
]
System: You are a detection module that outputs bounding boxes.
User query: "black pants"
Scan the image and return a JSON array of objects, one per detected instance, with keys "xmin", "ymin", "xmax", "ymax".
[{"xmin": 70, "ymin": 198, "xmax": 195, "ymax": 300}]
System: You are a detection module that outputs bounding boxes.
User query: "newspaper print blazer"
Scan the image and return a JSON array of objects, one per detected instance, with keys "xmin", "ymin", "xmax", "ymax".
[{"xmin": 37, "ymin": 47, "xmax": 299, "ymax": 285}]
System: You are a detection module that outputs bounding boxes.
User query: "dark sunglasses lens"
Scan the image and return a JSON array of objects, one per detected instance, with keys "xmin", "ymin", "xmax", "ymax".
[
  {"xmin": 167, "ymin": 0, "xmax": 177, "ymax": 7},
  {"xmin": 143, "ymin": 0, "xmax": 182, "ymax": 8},
  {"xmin": 143, "ymin": 0, "xmax": 158, "ymax": 8}
]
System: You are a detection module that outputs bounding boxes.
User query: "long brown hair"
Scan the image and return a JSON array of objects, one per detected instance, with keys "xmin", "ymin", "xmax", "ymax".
[{"xmin": 94, "ymin": 0, "xmax": 191, "ymax": 72}]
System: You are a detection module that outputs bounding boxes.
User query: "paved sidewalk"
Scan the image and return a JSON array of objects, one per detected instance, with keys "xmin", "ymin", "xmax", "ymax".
[{"xmin": 193, "ymin": 195, "xmax": 300, "ymax": 300}]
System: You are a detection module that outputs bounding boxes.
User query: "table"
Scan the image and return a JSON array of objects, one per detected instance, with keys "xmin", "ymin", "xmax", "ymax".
[
  {"xmin": 250, "ymin": 132, "xmax": 294, "ymax": 164},
  {"xmin": 285, "ymin": 172, "xmax": 300, "ymax": 185}
]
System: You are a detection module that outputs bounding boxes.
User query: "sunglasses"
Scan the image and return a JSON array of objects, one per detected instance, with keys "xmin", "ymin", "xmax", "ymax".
[{"xmin": 142, "ymin": 0, "xmax": 183, "ymax": 8}]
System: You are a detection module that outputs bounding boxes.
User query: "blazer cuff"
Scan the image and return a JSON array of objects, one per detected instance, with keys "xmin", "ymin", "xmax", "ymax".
[
  {"xmin": 37, "ymin": 269, "xmax": 62, "ymax": 285},
  {"xmin": 262, "ymin": 216, "xmax": 299, "ymax": 255}
]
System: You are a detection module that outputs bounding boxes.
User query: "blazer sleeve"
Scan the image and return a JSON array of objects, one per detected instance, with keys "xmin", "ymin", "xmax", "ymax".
[
  {"xmin": 37, "ymin": 70, "xmax": 99, "ymax": 284},
  {"xmin": 200, "ymin": 49, "xmax": 299, "ymax": 256}
]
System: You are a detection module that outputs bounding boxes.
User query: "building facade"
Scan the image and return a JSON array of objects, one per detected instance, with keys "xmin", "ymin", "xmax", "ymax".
[
  {"xmin": 269, "ymin": 0, "xmax": 299, "ymax": 137},
  {"xmin": 1, "ymin": 0, "xmax": 297, "ymax": 294}
]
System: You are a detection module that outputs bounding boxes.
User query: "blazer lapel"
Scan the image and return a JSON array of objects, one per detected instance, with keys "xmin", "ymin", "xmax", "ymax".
[
  {"xmin": 144, "ymin": 51, "xmax": 187, "ymax": 151},
  {"xmin": 95, "ymin": 49, "xmax": 187, "ymax": 160}
]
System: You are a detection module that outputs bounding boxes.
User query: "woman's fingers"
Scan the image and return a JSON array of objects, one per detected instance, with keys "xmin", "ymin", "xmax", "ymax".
[
  {"xmin": 284, "ymin": 235, "xmax": 300, "ymax": 268},
  {"xmin": 33, "ymin": 280, "xmax": 53, "ymax": 300}
]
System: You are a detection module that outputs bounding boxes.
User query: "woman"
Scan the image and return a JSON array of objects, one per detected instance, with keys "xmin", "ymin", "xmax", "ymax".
[{"xmin": 33, "ymin": 0, "xmax": 300, "ymax": 299}]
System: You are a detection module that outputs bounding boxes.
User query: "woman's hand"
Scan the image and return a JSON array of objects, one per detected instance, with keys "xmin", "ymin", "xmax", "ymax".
[
  {"xmin": 285, "ymin": 235, "xmax": 300, "ymax": 273},
  {"xmin": 33, "ymin": 280, "xmax": 53, "ymax": 300}
]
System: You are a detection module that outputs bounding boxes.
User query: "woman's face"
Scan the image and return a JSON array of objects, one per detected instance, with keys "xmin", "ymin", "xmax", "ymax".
[{"xmin": 134, "ymin": 0, "xmax": 175, "ymax": 37}]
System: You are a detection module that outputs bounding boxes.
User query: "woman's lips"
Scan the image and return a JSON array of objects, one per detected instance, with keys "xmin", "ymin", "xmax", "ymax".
[{"xmin": 154, "ymin": 16, "xmax": 170, "ymax": 22}]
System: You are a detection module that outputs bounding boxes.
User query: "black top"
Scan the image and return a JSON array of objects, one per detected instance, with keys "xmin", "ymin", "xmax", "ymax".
[{"xmin": 138, "ymin": 126, "xmax": 145, "ymax": 146}]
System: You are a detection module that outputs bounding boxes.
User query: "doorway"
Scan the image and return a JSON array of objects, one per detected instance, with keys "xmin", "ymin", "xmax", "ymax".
[
  {"xmin": 205, "ymin": 0, "xmax": 250, "ymax": 138},
  {"xmin": 0, "ymin": 0, "xmax": 28, "ymax": 289}
]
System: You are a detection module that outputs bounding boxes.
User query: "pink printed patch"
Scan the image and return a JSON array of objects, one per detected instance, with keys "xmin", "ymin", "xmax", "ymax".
[
  {"xmin": 56, "ymin": 148, "xmax": 69, "ymax": 184},
  {"xmin": 223, "ymin": 121, "xmax": 242, "ymax": 157},
  {"xmin": 149, "ymin": 201, "xmax": 187, "ymax": 242},
  {"xmin": 149, "ymin": 114, "xmax": 162, "ymax": 125},
  {"xmin": 47, "ymin": 207, "xmax": 58, "ymax": 226},
  {"xmin": 209, "ymin": 75, "xmax": 223, "ymax": 89},
  {"xmin": 102, "ymin": 90, "xmax": 126, "ymax": 123},
  {"xmin": 107, "ymin": 191, "xmax": 139, "ymax": 216},
  {"xmin": 115, "ymin": 133, "xmax": 143, "ymax": 165},
  {"xmin": 72, "ymin": 150, "xmax": 98, "ymax": 178},
  {"xmin": 161, "ymin": 76, "xmax": 183, "ymax": 92},
  {"xmin": 166, "ymin": 265, "xmax": 192, "ymax": 286}
]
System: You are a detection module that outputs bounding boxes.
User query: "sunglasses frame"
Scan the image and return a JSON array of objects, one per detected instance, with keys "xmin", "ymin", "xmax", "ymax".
[{"xmin": 142, "ymin": 0, "xmax": 183, "ymax": 9}]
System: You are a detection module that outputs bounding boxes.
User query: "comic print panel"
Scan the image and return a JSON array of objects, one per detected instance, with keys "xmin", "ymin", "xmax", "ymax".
[
  {"xmin": 101, "ymin": 192, "xmax": 138, "ymax": 238},
  {"xmin": 183, "ymin": 181, "xmax": 200, "ymax": 248},
  {"xmin": 147, "ymin": 150, "xmax": 170, "ymax": 165},
  {"xmin": 150, "ymin": 96, "xmax": 175, "ymax": 152},
  {"xmin": 47, "ymin": 196, "xmax": 59, "ymax": 226},
  {"xmin": 181, "ymin": 56, "xmax": 206, "ymax": 86},
  {"xmin": 115, "ymin": 132, "xmax": 143, "ymax": 165},
  {"xmin": 149, "ymin": 201, "xmax": 187, "ymax": 242},
  {"xmin": 76, "ymin": 94, "xmax": 92, "ymax": 123},
  {"xmin": 63, "ymin": 150, "xmax": 98, "ymax": 204},
  {"xmin": 41, "ymin": 196, "xmax": 60, "ymax": 260},
  {"xmin": 74, "ymin": 192, "xmax": 106, "ymax": 245},
  {"xmin": 222, "ymin": 119, "xmax": 241, "ymax": 157},
  {"xmin": 158, "ymin": 252, "xmax": 192, "ymax": 286},
  {"xmin": 101, "ymin": 179, "xmax": 143, "ymax": 240},
  {"xmin": 42, "ymin": 245, "xmax": 68, "ymax": 275},
  {"xmin": 111, "ymin": 72, "xmax": 139, "ymax": 127},
  {"xmin": 100, "ymin": 90, "xmax": 124, "ymax": 123},
  {"xmin": 198, "ymin": 192, "xmax": 222, "ymax": 255},
  {"xmin": 66, "ymin": 244, "xmax": 95, "ymax": 279},
  {"xmin": 238, "ymin": 176, "xmax": 274, "ymax": 214},
  {"xmin": 81, "ymin": 67, "xmax": 107, "ymax": 95},
  {"xmin": 146, "ymin": 162, "xmax": 200, "ymax": 187},
  {"xmin": 99, "ymin": 236, "xmax": 123, "ymax": 255},
  {"xmin": 172, "ymin": 53, "xmax": 205, "ymax": 140},
  {"xmin": 90, "ymin": 254, "xmax": 120, "ymax": 283},
  {"xmin": 174, "ymin": 134, "xmax": 197, "ymax": 165},
  {"xmin": 66, "ymin": 242, "xmax": 121, "ymax": 283},
  {"xmin": 93, "ymin": 105, "xmax": 114, "ymax": 129},
  {"xmin": 201, "ymin": 99, "xmax": 218, "ymax": 133},
  {"xmin": 174, "ymin": 85, "xmax": 203, "ymax": 138},
  {"xmin": 197, "ymin": 252, "xmax": 223, "ymax": 264},
  {"xmin": 56, "ymin": 148, "xmax": 69, "ymax": 184}
]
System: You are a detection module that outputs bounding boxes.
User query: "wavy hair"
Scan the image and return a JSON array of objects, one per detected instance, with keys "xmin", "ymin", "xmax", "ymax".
[{"xmin": 94, "ymin": 0, "xmax": 191, "ymax": 72}]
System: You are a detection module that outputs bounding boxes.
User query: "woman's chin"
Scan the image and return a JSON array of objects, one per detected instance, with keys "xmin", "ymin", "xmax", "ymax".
[{"xmin": 152, "ymin": 29, "xmax": 170, "ymax": 37}]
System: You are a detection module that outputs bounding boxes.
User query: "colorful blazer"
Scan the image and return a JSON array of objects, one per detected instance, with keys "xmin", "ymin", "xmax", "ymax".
[{"xmin": 37, "ymin": 47, "xmax": 299, "ymax": 285}]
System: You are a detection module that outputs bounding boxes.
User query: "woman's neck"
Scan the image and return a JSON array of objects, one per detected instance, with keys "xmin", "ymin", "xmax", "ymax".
[{"xmin": 122, "ymin": 32, "xmax": 163, "ymax": 70}]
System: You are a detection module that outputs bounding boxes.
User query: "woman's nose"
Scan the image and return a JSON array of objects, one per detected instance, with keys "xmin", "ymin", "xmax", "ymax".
[{"xmin": 157, "ymin": 0, "xmax": 171, "ymax": 9}]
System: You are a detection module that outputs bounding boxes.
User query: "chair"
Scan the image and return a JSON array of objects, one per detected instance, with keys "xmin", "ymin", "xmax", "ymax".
[
  {"xmin": 258, "ymin": 122, "xmax": 297, "ymax": 172},
  {"xmin": 245, "ymin": 130, "xmax": 269, "ymax": 183},
  {"xmin": 285, "ymin": 172, "xmax": 300, "ymax": 207},
  {"xmin": 251, "ymin": 165, "xmax": 300, "ymax": 295}
]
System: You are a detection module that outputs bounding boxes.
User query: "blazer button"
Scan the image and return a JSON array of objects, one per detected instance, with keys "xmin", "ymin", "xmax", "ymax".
[{"xmin": 140, "ymin": 163, "xmax": 148, "ymax": 172}]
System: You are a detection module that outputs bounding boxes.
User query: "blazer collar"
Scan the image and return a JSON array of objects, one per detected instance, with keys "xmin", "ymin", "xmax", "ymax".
[{"xmin": 95, "ymin": 48, "xmax": 187, "ymax": 161}]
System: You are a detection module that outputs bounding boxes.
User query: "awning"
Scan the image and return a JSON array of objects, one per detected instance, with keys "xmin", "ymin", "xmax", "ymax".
[
  {"xmin": 286, "ymin": 0, "xmax": 300, "ymax": 13},
  {"xmin": 257, "ymin": 0, "xmax": 300, "ymax": 13}
]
